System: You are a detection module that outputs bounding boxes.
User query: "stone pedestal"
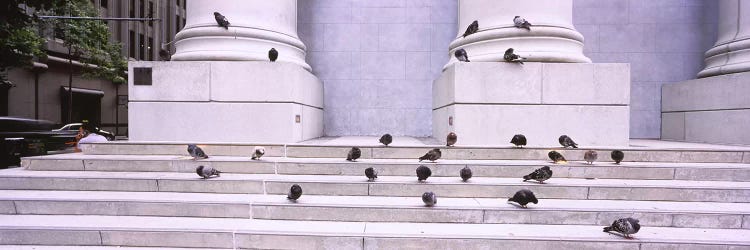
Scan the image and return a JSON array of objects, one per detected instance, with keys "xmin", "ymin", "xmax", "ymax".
[
  {"xmin": 698, "ymin": 0, "xmax": 750, "ymax": 78},
  {"xmin": 433, "ymin": 63, "xmax": 630, "ymax": 146},
  {"xmin": 128, "ymin": 61, "xmax": 323, "ymax": 143}
]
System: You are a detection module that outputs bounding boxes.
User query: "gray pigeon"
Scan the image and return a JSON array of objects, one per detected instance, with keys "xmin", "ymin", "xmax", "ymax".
[
  {"xmin": 510, "ymin": 134, "xmax": 527, "ymax": 148},
  {"xmin": 559, "ymin": 135, "xmax": 578, "ymax": 148},
  {"xmin": 365, "ymin": 167, "xmax": 378, "ymax": 181},
  {"xmin": 548, "ymin": 151, "xmax": 566, "ymax": 164},
  {"xmin": 446, "ymin": 132, "xmax": 457, "ymax": 147},
  {"xmin": 513, "ymin": 16, "xmax": 531, "ymax": 30},
  {"xmin": 346, "ymin": 147, "xmax": 361, "ymax": 162},
  {"xmin": 379, "ymin": 134, "xmax": 392, "ymax": 146},
  {"xmin": 213, "ymin": 12, "xmax": 230, "ymax": 29},
  {"xmin": 422, "ymin": 191, "xmax": 437, "ymax": 206},
  {"xmin": 187, "ymin": 144, "xmax": 209, "ymax": 160},
  {"xmin": 508, "ymin": 189, "xmax": 538, "ymax": 208},
  {"xmin": 287, "ymin": 184, "xmax": 302, "ymax": 201},
  {"xmin": 251, "ymin": 146, "xmax": 265, "ymax": 160},
  {"xmin": 463, "ymin": 20, "xmax": 479, "ymax": 38},
  {"xmin": 460, "ymin": 166, "xmax": 472, "ymax": 182},
  {"xmin": 523, "ymin": 166, "xmax": 552, "ymax": 183},
  {"xmin": 584, "ymin": 150, "xmax": 598, "ymax": 164},
  {"xmin": 604, "ymin": 218, "xmax": 641, "ymax": 238},
  {"xmin": 416, "ymin": 165, "xmax": 432, "ymax": 182},
  {"xmin": 419, "ymin": 148, "xmax": 442, "ymax": 162},
  {"xmin": 454, "ymin": 48, "xmax": 470, "ymax": 62},
  {"xmin": 268, "ymin": 48, "xmax": 278, "ymax": 62},
  {"xmin": 504, "ymin": 48, "xmax": 525, "ymax": 64},
  {"xmin": 611, "ymin": 150, "xmax": 624, "ymax": 164},
  {"xmin": 196, "ymin": 165, "xmax": 221, "ymax": 179}
]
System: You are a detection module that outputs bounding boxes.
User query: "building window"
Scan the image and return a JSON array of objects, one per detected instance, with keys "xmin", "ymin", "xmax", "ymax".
[
  {"xmin": 148, "ymin": 37, "xmax": 153, "ymax": 61},
  {"xmin": 129, "ymin": 31, "xmax": 135, "ymax": 58},
  {"xmin": 139, "ymin": 34, "xmax": 145, "ymax": 60},
  {"xmin": 176, "ymin": 0, "xmax": 179, "ymax": 6},
  {"xmin": 182, "ymin": 17, "xmax": 185, "ymax": 28},
  {"xmin": 175, "ymin": 15, "xmax": 180, "ymax": 31},
  {"xmin": 129, "ymin": 0, "xmax": 134, "ymax": 18},
  {"xmin": 139, "ymin": 0, "xmax": 145, "ymax": 17},
  {"xmin": 100, "ymin": 0, "xmax": 107, "ymax": 8},
  {"xmin": 148, "ymin": 1, "xmax": 154, "ymax": 26}
]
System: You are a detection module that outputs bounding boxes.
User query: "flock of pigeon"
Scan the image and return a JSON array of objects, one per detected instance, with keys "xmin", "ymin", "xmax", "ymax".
[
  {"xmin": 455, "ymin": 16, "xmax": 532, "ymax": 64},
  {"xmin": 185, "ymin": 131, "xmax": 638, "ymax": 239}
]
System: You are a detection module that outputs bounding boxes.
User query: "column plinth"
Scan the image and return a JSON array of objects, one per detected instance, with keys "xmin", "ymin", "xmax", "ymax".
[{"xmin": 699, "ymin": 0, "xmax": 750, "ymax": 78}]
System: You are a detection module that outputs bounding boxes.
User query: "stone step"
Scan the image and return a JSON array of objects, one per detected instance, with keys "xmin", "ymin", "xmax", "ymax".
[
  {"xmin": 2, "ymin": 190, "xmax": 747, "ymax": 229},
  {"xmin": 1, "ymin": 168, "xmax": 748, "ymax": 202},
  {"xmin": 80, "ymin": 142, "xmax": 750, "ymax": 163},
  {"xmin": 1, "ymin": 215, "xmax": 749, "ymax": 249},
  {"xmin": 22, "ymin": 154, "xmax": 750, "ymax": 181},
  {"xmin": 0, "ymin": 246, "xmax": 221, "ymax": 250}
]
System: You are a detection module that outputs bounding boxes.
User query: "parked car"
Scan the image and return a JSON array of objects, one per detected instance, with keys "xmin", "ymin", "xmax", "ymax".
[
  {"xmin": 0, "ymin": 117, "xmax": 77, "ymax": 167},
  {"xmin": 54, "ymin": 123, "xmax": 115, "ymax": 141}
]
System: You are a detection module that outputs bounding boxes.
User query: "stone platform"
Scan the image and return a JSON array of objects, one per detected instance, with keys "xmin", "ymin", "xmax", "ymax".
[{"xmin": 433, "ymin": 62, "xmax": 630, "ymax": 147}]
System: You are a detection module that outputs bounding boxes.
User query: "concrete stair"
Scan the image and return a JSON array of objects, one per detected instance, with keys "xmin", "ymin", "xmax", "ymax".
[{"xmin": 1, "ymin": 140, "xmax": 749, "ymax": 249}]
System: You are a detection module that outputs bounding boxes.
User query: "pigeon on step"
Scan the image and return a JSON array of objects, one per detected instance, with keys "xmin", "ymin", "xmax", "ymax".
[
  {"xmin": 187, "ymin": 144, "xmax": 209, "ymax": 160},
  {"xmin": 422, "ymin": 191, "xmax": 437, "ymax": 206},
  {"xmin": 558, "ymin": 135, "xmax": 578, "ymax": 148},
  {"xmin": 454, "ymin": 48, "xmax": 470, "ymax": 62},
  {"xmin": 548, "ymin": 151, "xmax": 566, "ymax": 164},
  {"xmin": 251, "ymin": 146, "xmax": 265, "ymax": 160},
  {"xmin": 513, "ymin": 16, "xmax": 531, "ymax": 30},
  {"xmin": 379, "ymin": 134, "xmax": 393, "ymax": 146},
  {"xmin": 463, "ymin": 20, "xmax": 479, "ymax": 38},
  {"xmin": 416, "ymin": 165, "xmax": 432, "ymax": 182},
  {"xmin": 268, "ymin": 48, "xmax": 278, "ymax": 62},
  {"xmin": 446, "ymin": 132, "xmax": 457, "ymax": 147},
  {"xmin": 611, "ymin": 150, "xmax": 625, "ymax": 164},
  {"xmin": 523, "ymin": 166, "xmax": 552, "ymax": 183},
  {"xmin": 346, "ymin": 147, "xmax": 361, "ymax": 162},
  {"xmin": 196, "ymin": 165, "xmax": 221, "ymax": 179},
  {"xmin": 504, "ymin": 48, "xmax": 525, "ymax": 64},
  {"xmin": 510, "ymin": 134, "xmax": 527, "ymax": 148},
  {"xmin": 460, "ymin": 166, "xmax": 473, "ymax": 182},
  {"xmin": 213, "ymin": 12, "xmax": 230, "ymax": 29},
  {"xmin": 508, "ymin": 189, "xmax": 538, "ymax": 208},
  {"xmin": 419, "ymin": 148, "xmax": 442, "ymax": 162},
  {"xmin": 287, "ymin": 184, "xmax": 302, "ymax": 201},
  {"xmin": 604, "ymin": 217, "xmax": 641, "ymax": 239},
  {"xmin": 584, "ymin": 150, "xmax": 598, "ymax": 164},
  {"xmin": 365, "ymin": 167, "xmax": 378, "ymax": 181}
]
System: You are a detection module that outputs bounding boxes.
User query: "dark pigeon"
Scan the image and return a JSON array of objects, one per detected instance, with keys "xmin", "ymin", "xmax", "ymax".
[
  {"xmin": 503, "ymin": 48, "xmax": 525, "ymax": 64},
  {"xmin": 187, "ymin": 144, "xmax": 209, "ymax": 160},
  {"xmin": 213, "ymin": 12, "xmax": 230, "ymax": 29},
  {"xmin": 558, "ymin": 135, "xmax": 578, "ymax": 148},
  {"xmin": 416, "ymin": 165, "xmax": 432, "ymax": 182},
  {"xmin": 419, "ymin": 148, "xmax": 442, "ymax": 162},
  {"xmin": 268, "ymin": 48, "xmax": 278, "ymax": 62},
  {"xmin": 510, "ymin": 134, "xmax": 527, "ymax": 148},
  {"xmin": 513, "ymin": 16, "xmax": 531, "ymax": 30},
  {"xmin": 604, "ymin": 217, "xmax": 641, "ymax": 239},
  {"xmin": 287, "ymin": 184, "xmax": 302, "ymax": 201},
  {"xmin": 523, "ymin": 166, "xmax": 552, "ymax": 183},
  {"xmin": 446, "ymin": 132, "xmax": 457, "ymax": 147},
  {"xmin": 159, "ymin": 49, "xmax": 170, "ymax": 61},
  {"xmin": 460, "ymin": 166, "xmax": 473, "ymax": 182},
  {"xmin": 346, "ymin": 147, "xmax": 361, "ymax": 162},
  {"xmin": 548, "ymin": 151, "xmax": 566, "ymax": 164},
  {"xmin": 463, "ymin": 20, "xmax": 479, "ymax": 38},
  {"xmin": 584, "ymin": 150, "xmax": 598, "ymax": 164},
  {"xmin": 365, "ymin": 167, "xmax": 378, "ymax": 181},
  {"xmin": 454, "ymin": 48, "xmax": 470, "ymax": 62},
  {"xmin": 196, "ymin": 165, "xmax": 221, "ymax": 179},
  {"xmin": 379, "ymin": 134, "xmax": 393, "ymax": 146},
  {"xmin": 611, "ymin": 150, "xmax": 625, "ymax": 164},
  {"xmin": 251, "ymin": 146, "xmax": 265, "ymax": 160},
  {"xmin": 422, "ymin": 191, "xmax": 437, "ymax": 206},
  {"xmin": 508, "ymin": 189, "xmax": 538, "ymax": 208}
]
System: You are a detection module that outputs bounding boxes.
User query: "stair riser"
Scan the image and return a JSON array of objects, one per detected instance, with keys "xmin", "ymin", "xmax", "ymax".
[
  {"xmin": 251, "ymin": 205, "xmax": 750, "ymax": 229},
  {"xmin": 4, "ymin": 200, "xmax": 250, "ymax": 218},
  {"xmin": 0, "ymin": 177, "xmax": 264, "ymax": 194},
  {"xmin": 363, "ymin": 238, "xmax": 748, "ymax": 250},
  {"xmin": 80, "ymin": 144, "xmax": 285, "ymax": 158}
]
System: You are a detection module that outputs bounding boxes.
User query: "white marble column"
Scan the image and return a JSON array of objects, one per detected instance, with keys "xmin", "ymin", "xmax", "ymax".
[
  {"xmin": 171, "ymin": 0, "xmax": 311, "ymax": 71},
  {"xmin": 698, "ymin": 0, "xmax": 750, "ymax": 78},
  {"xmin": 445, "ymin": 0, "xmax": 590, "ymax": 68}
]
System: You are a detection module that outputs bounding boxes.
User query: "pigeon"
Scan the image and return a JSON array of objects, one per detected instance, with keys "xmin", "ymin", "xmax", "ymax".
[
  {"xmin": 213, "ymin": 12, "xmax": 230, "ymax": 29},
  {"xmin": 187, "ymin": 144, "xmax": 209, "ymax": 160},
  {"xmin": 463, "ymin": 20, "xmax": 479, "ymax": 38},
  {"xmin": 523, "ymin": 166, "xmax": 552, "ymax": 183},
  {"xmin": 416, "ymin": 165, "xmax": 432, "ymax": 182},
  {"xmin": 584, "ymin": 150, "xmax": 598, "ymax": 164},
  {"xmin": 158, "ymin": 49, "xmax": 170, "ymax": 61},
  {"xmin": 454, "ymin": 48, "xmax": 470, "ymax": 62},
  {"xmin": 513, "ymin": 16, "xmax": 531, "ymax": 30},
  {"xmin": 604, "ymin": 217, "xmax": 641, "ymax": 239},
  {"xmin": 504, "ymin": 48, "xmax": 525, "ymax": 64},
  {"xmin": 611, "ymin": 150, "xmax": 625, "ymax": 164},
  {"xmin": 510, "ymin": 134, "xmax": 527, "ymax": 148},
  {"xmin": 365, "ymin": 167, "xmax": 378, "ymax": 181},
  {"xmin": 418, "ymin": 148, "xmax": 442, "ymax": 162},
  {"xmin": 460, "ymin": 166, "xmax": 473, "ymax": 182},
  {"xmin": 548, "ymin": 151, "xmax": 566, "ymax": 164},
  {"xmin": 346, "ymin": 147, "xmax": 361, "ymax": 162},
  {"xmin": 422, "ymin": 191, "xmax": 437, "ymax": 206},
  {"xmin": 196, "ymin": 165, "xmax": 221, "ymax": 179},
  {"xmin": 268, "ymin": 48, "xmax": 278, "ymax": 62},
  {"xmin": 379, "ymin": 134, "xmax": 393, "ymax": 146},
  {"xmin": 559, "ymin": 135, "xmax": 578, "ymax": 148},
  {"xmin": 251, "ymin": 146, "xmax": 265, "ymax": 160},
  {"xmin": 446, "ymin": 132, "xmax": 457, "ymax": 147},
  {"xmin": 287, "ymin": 184, "xmax": 302, "ymax": 201},
  {"xmin": 508, "ymin": 189, "xmax": 538, "ymax": 208}
]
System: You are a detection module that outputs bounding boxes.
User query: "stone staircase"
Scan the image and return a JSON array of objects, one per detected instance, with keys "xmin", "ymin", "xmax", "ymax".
[{"xmin": 1, "ymin": 140, "xmax": 749, "ymax": 249}]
